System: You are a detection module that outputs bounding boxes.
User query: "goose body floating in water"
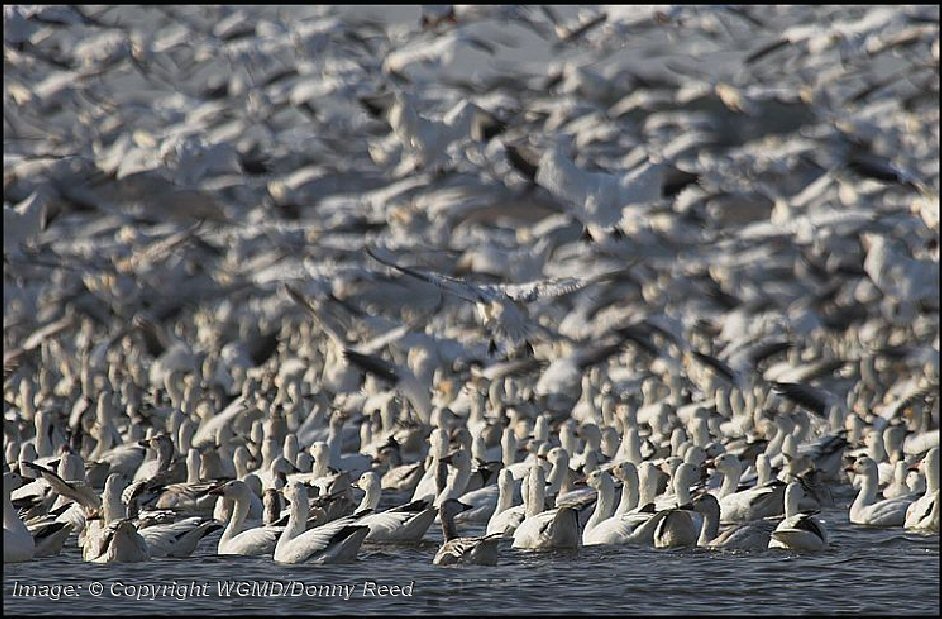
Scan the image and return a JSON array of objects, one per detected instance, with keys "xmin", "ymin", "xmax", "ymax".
[
  {"xmin": 434, "ymin": 499, "xmax": 500, "ymax": 566},
  {"xmin": 768, "ymin": 482, "xmax": 829, "ymax": 552}
]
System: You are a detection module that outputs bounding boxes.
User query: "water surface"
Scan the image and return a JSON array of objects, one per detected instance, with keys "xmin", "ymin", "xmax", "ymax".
[{"xmin": 4, "ymin": 504, "xmax": 938, "ymax": 615}]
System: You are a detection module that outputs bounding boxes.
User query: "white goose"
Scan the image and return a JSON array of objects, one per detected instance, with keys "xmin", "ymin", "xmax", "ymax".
[
  {"xmin": 212, "ymin": 472, "xmax": 264, "ymax": 524},
  {"xmin": 352, "ymin": 472, "xmax": 436, "ymax": 543},
  {"xmin": 411, "ymin": 428, "xmax": 448, "ymax": 502},
  {"xmin": 80, "ymin": 473, "xmax": 127, "ymax": 560},
  {"xmin": 4, "ymin": 472, "xmax": 35, "ymax": 563},
  {"xmin": 653, "ymin": 463, "xmax": 709, "ymax": 549},
  {"xmin": 434, "ymin": 449, "xmax": 474, "ymax": 508},
  {"xmin": 273, "ymin": 482, "xmax": 369, "ymax": 564},
  {"xmin": 512, "ymin": 463, "xmax": 580, "ymax": 550},
  {"xmin": 153, "ymin": 448, "xmax": 217, "ymax": 515},
  {"xmin": 24, "ymin": 515, "xmax": 73, "ymax": 558},
  {"xmin": 583, "ymin": 468, "xmax": 661, "ymax": 546},
  {"xmin": 209, "ymin": 480, "xmax": 284, "ymax": 556},
  {"xmin": 486, "ymin": 468, "xmax": 527, "ymax": 537},
  {"xmin": 768, "ymin": 482, "xmax": 829, "ymax": 551},
  {"xmin": 433, "ymin": 499, "xmax": 500, "ymax": 566},
  {"xmin": 904, "ymin": 447, "xmax": 939, "ymax": 533},
  {"xmin": 453, "ymin": 457, "xmax": 519, "ymax": 525},
  {"xmin": 848, "ymin": 457, "xmax": 913, "ymax": 526},
  {"xmin": 80, "ymin": 475, "xmax": 149, "ymax": 564},
  {"xmin": 86, "ymin": 519, "xmax": 150, "ymax": 564},
  {"xmin": 707, "ymin": 518, "xmax": 776, "ymax": 551},
  {"xmin": 712, "ymin": 453, "xmax": 785, "ymax": 522},
  {"xmin": 883, "ymin": 461, "xmax": 915, "ymax": 500}
]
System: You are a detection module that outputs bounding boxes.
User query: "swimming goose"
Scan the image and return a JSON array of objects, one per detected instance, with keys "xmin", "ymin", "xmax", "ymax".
[
  {"xmin": 326, "ymin": 411, "xmax": 374, "ymax": 476},
  {"xmin": 411, "ymin": 428, "xmax": 449, "ymax": 502},
  {"xmin": 713, "ymin": 453, "xmax": 786, "ymax": 522},
  {"xmin": 132, "ymin": 434, "xmax": 179, "ymax": 485},
  {"xmin": 486, "ymin": 468, "xmax": 527, "ymax": 537},
  {"xmin": 433, "ymin": 499, "xmax": 500, "ymax": 566},
  {"xmin": 82, "ymin": 473, "xmax": 153, "ymax": 561},
  {"xmin": 434, "ymin": 449, "xmax": 474, "ymax": 508},
  {"xmin": 86, "ymin": 519, "xmax": 150, "ymax": 564},
  {"xmin": 377, "ymin": 437, "xmax": 425, "ymax": 492},
  {"xmin": 137, "ymin": 516, "xmax": 222, "ymax": 558},
  {"xmin": 208, "ymin": 480, "xmax": 284, "ymax": 556},
  {"xmin": 273, "ymin": 482, "xmax": 369, "ymax": 564},
  {"xmin": 653, "ymin": 461, "xmax": 697, "ymax": 511},
  {"xmin": 583, "ymin": 469, "xmax": 660, "ymax": 546},
  {"xmin": 512, "ymin": 463, "xmax": 581, "ymax": 550},
  {"xmin": 4, "ymin": 472, "xmax": 35, "ymax": 563},
  {"xmin": 352, "ymin": 472, "xmax": 436, "ymax": 543},
  {"xmin": 904, "ymin": 447, "xmax": 939, "ymax": 533},
  {"xmin": 708, "ymin": 518, "xmax": 776, "ymax": 551},
  {"xmin": 611, "ymin": 462, "xmax": 641, "ymax": 517},
  {"xmin": 152, "ymin": 448, "xmax": 218, "ymax": 515},
  {"xmin": 25, "ymin": 517, "xmax": 73, "ymax": 558},
  {"xmin": 768, "ymin": 482, "xmax": 829, "ymax": 551},
  {"xmin": 848, "ymin": 457, "xmax": 913, "ymax": 526},
  {"xmin": 883, "ymin": 461, "xmax": 916, "ymax": 500},
  {"xmin": 211, "ymin": 473, "xmax": 264, "ymax": 524},
  {"xmin": 652, "ymin": 464, "xmax": 711, "ymax": 549}
]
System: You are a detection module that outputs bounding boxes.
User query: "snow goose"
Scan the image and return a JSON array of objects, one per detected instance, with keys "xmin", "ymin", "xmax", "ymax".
[
  {"xmin": 25, "ymin": 517, "xmax": 73, "ymax": 558},
  {"xmin": 209, "ymin": 480, "xmax": 283, "ymax": 556},
  {"xmin": 583, "ymin": 469, "xmax": 660, "ymax": 546},
  {"xmin": 883, "ymin": 461, "xmax": 916, "ymax": 500},
  {"xmin": 713, "ymin": 453, "xmax": 785, "ymax": 522},
  {"xmin": 769, "ymin": 482, "xmax": 829, "ymax": 551},
  {"xmin": 571, "ymin": 424, "xmax": 603, "ymax": 470},
  {"xmin": 652, "ymin": 463, "xmax": 707, "ymax": 548},
  {"xmin": 411, "ymin": 428, "xmax": 448, "ymax": 502},
  {"xmin": 376, "ymin": 437, "xmax": 425, "ymax": 492},
  {"xmin": 433, "ymin": 499, "xmax": 500, "ymax": 566},
  {"xmin": 543, "ymin": 447, "xmax": 572, "ymax": 507},
  {"xmin": 326, "ymin": 411, "xmax": 373, "ymax": 476},
  {"xmin": 367, "ymin": 247, "xmax": 601, "ymax": 357},
  {"xmin": 132, "ymin": 434, "xmax": 178, "ymax": 484},
  {"xmin": 273, "ymin": 482, "xmax": 368, "ymax": 564},
  {"xmin": 211, "ymin": 472, "xmax": 263, "ymax": 524},
  {"xmin": 21, "ymin": 460, "xmax": 101, "ymax": 516},
  {"xmin": 434, "ymin": 449, "xmax": 473, "ymax": 508},
  {"xmin": 85, "ymin": 519, "xmax": 150, "ymax": 564},
  {"xmin": 486, "ymin": 468, "xmax": 526, "ymax": 537},
  {"xmin": 848, "ymin": 457, "xmax": 913, "ymax": 526},
  {"xmin": 904, "ymin": 447, "xmax": 939, "ymax": 533},
  {"xmin": 652, "ymin": 459, "xmax": 695, "ymax": 511},
  {"xmin": 152, "ymin": 448, "xmax": 217, "ymax": 515},
  {"xmin": 352, "ymin": 472, "xmax": 436, "ymax": 543},
  {"xmin": 4, "ymin": 472, "xmax": 35, "ymax": 563},
  {"xmin": 512, "ymin": 463, "xmax": 580, "ymax": 550},
  {"xmin": 708, "ymin": 518, "xmax": 776, "ymax": 551},
  {"xmin": 636, "ymin": 461, "xmax": 661, "ymax": 509},
  {"xmin": 137, "ymin": 516, "xmax": 222, "ymax": 558},
  {"xmin": 611, "ymin": 462, "xmax": 641, "ymax": 516}
]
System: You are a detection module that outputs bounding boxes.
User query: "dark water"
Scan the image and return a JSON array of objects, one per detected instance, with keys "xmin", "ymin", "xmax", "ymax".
[{"xmin": 4, "ymin": 503, "xmax": 939, "ymax": 615}]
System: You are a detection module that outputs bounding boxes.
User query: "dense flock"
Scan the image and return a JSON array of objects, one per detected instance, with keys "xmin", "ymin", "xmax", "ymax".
[{"xmin": 3, "ymin": 5, "xmax": 939, "ymax": 569}]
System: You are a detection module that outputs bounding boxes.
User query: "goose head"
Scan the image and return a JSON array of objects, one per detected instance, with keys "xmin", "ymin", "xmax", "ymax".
[
  {"xmin": 612, "ymin": 461, "xmax": 638, "ymax": 486},
  {"xmin": 208, "ymin": 479, "xmax": 251, "ymax": 500},
  {"xmin": 438, "ymin": 498, "xmax": 473, "ymax": 521}
]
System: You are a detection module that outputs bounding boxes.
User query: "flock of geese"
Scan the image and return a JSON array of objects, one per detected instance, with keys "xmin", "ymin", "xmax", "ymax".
[{"xmin": 3, "ymin": 3, "xmax": 940, "ymax": 574}]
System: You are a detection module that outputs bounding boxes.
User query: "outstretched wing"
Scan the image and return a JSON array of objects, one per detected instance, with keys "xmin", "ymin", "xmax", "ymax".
[
  {"xmin": 21, "ymin": 461, "xmax": 101, "ymax": 511},
  {"xmin": 494, "ymin": 278, "xmax": 588, "ymax": 303},
  {"xmin": 366, "ymin": 247, "xmax": 484, "ymax": 304},
  {"xmin": 283, "ymin": 284, "xmax": 347, "ymax": 347}
]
